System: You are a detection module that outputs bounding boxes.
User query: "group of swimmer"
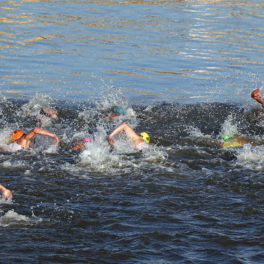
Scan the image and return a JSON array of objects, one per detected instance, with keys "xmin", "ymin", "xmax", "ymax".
[
  {"xmin": 1, "ymin": 88, "xmax": 264, "ymax": 199},
  {"xmin": 1, "ymin": 105, "xmax": 151, "ymax": 199}
]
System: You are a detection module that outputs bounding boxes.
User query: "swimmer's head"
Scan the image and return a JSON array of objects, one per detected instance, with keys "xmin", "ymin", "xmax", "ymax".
[
  {"xmin": 139, "ymin": 132, "xmax": 150, "ymax": 144},
  {"xmin": 111, "ymin": 107, "xmax": 125, "ymax": 115},
  {"xmin": 40, "ymin": 108, "xmax": 57, "ymax": 118},
  {"xmin": 83, "ymin": 137, "xmax": 92, "ymax": 142},
  {"xmin": 10, "ymin": 130, "xmax": 25, "ymax": 142}
]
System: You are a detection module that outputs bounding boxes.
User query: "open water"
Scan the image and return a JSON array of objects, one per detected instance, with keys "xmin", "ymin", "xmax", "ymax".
[{"xmin": 1, "ymin": 0, "xmax": 264, "ymax": 263}]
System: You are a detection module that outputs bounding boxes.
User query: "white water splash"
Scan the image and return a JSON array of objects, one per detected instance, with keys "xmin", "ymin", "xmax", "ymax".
[
  {"xmin": 0, "ymin": 160, "xmax": 31, "ymax": 169},
  {"xmin": 78, "ymin": 86, "xmax": 137, "ymax": 126},
  {"xmin": 0, "ymin": 210, "xmax": 42, "ymax": 227},
  {"xmin": 0, "ymin": 92, "xmax": 7, "ymax": 103},
  {"xmin": 219, "ymin": 114, "xmax": 239, "ymax": 139},
  {"xmin": 20, "ymin": 93, "xmax": 55, "ymax": 118},
  {"xmin": 235, "ymin": 144, "xmax": 264, "ymax": 170},
  {"xmin": 78, "ymin": 132, "xmax": 168, "ymax": 174},
  {"xmin": 0, "ymin": 196, "xmax": 13, "ymax": 205},
  {"xmin": 187, "ymin": 126, "xmax": 211, "ymax": 138}
]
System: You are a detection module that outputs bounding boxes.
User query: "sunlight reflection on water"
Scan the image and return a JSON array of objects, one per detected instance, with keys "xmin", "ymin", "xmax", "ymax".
[{"xmin": 1, "ymin": 0, "xmax": 264, "ymax": 105}]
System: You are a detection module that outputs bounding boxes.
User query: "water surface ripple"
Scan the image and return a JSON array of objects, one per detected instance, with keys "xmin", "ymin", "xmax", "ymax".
[{"xmin": 1, "ymin": 0, "xmax": 264, "ymax": 103}]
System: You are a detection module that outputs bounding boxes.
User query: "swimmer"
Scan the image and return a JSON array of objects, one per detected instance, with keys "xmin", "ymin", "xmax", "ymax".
[
  {"xmin": 221, "ymin": 135, "xmax": 249, "ymax": 148},
  {"xmin": 0, "ymin": 184, "xmax": 12, "ymax": 199},
  {"xmin": 27, "ymin": 107, "xmax": 57, "ymax": 121},
  {"xmin": 36, "ymin": 108, "xmax": 57, "ymax": 121},
  {"xmin": 220, "ymin": 89, "xmax": 264, "ymax": 148},
  {"xmin": 108, "ymin": 122, "xmax": 150, "ymax": 152},
  {"xmin": 111, "ymin": 106, "xmax": 125, "ymax": 115},
  {"xmin": 104, "ymin": 107, "xmax": 125, "ymax": 122},
  {"xmin": 220, "ymin": 134, "xmax": 264, "ymax": 148},
  {"xmin": 39, "ymin": 108, "xmax": 57, "ymax": 118},
  {"xmin": 8, "ymin": 128, "xmax": 59, "ymax": 152},
  {"xmin": 72, "ymin": 137, "xmax": 92, "ymax": 151},
  {"xmin": 251, "ymin": 88, "xmax": 264, "ymax": 108},
  {"xmin": 72, "ymin": 123, "xmax": 150, "ymax": 152}
]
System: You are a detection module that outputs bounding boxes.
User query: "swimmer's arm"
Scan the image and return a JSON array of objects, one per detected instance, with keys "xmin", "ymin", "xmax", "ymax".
[
  {"xmin": 109, "ymin": 122, "xmax": 126, "ymax": 143},
  {"xmin": 108, "ymin": 122, "xmax": 131, "ymax": 144},
  {"xmin": 25, "ymin": 128, "xmax": 60, "ymax": 147},
  {"xmin": 251, "ymin": 89, "xmax": 264, "ymax": 107},
  {"xmin": 108, "ymin": 122, "xmax": 140, "ymax": 144},
  {"xmin": 0, "ymin": 184, "xmax": 12, "ymax": 199}
]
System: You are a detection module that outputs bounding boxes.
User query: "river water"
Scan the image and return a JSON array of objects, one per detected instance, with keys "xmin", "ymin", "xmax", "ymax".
[{"xmin": 1, "ymin": 0, "xmax": 264, "ymax": 263}]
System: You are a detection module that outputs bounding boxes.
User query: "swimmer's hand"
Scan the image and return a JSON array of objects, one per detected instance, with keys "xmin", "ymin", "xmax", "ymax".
[
  {"xmin": 251, "ymin": 89, "xmax": 261, "ymax": 99},
  {"xmin": 53, "ymin": 135, "xmax": 60, "ymax": 147},
  {"xmin": 108, "ymin": 137, "xmax": 115, "ymax": 144},
  {"xmin": 251, "ymin": 88, "xmax": 264, "ymax": 107},
  {"xmin": 2, "ymin": 188, "xmax": 12, "ymax": 199}
]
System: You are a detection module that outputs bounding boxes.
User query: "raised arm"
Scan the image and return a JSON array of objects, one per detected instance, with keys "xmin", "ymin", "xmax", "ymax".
[
  {"xmin": 251, "ymin": 89, "xmax": 264, "ymax": 107},
  {"xmin": 24, "ymin": 128, "xmax": 59, "ymax": 146},
  {"xmin": 0, "ymin": 184, "xmax": 12, "ymax": 199},
  {"xmin": 108, "ymin": 122, "xmax": 128, "ymax": 141},
  {"xmin": 108, "ymin": 122, "xmax": 143, "ymax": 145}
]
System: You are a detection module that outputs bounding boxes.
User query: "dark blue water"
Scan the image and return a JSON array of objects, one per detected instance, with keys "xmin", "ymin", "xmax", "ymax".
[{"xmin": 1, "ymin": 0, "xmax": 264, "ymax": 263}]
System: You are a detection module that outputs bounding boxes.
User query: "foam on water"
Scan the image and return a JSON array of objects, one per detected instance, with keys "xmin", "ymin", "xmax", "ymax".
[
  {"xmin": 77, "ymin": 86, "xmax": 137, "ymax": 131},
  {"xmin": 187, "ymin": 126, "xmax": 212, "ymax": 138},
  {"xmin": 0, "ymin": 92, "xmax": 7, "ymax": 103},
  {"xmin": 235, "ymin": 144, "xmax": 264, "ymax": 170},
  {"xmin": 219, "ymin": 114, "xmax": 239, "ymax": 139},
  {"xmin": 141, "ymin": 146, "xmax": 168, "ymax": 162},
  {"xmin": 78, "ymin": 139, "xmax": 136, "ymax": 173},
  {"xmin": 43, "ymin": 145, "xmax": 58, "ymax": 154},
  {"xmin": 0, "ymin": 130, "xmax": 12, "ymax": 143},
  {"xmin": 38, "ymin": 117, "xmax": 53, "ymax": 127},
  {"xmin": 20, "ymin": 93, "xmax": 55, "ymax": 118},
  {"xmin": 0, "ymin": 160, "xmax": 32, "ymax": 170},
  {"xmin": 0, "ymin": 209, "xmax": 42, "ymax": 227},
  {"xmin": 78, "ymin": 132, "xmax": 168, "ymax": 175},
  {"xmin": 0, "ymin": 197, "xmax": 13, "ymax": 205},
  {"xmin": 94, "ymin": 86, "xmax": 131, "ymax": 112}
]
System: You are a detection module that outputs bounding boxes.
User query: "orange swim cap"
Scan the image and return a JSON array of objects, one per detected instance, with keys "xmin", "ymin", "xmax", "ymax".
[{"xmin": 11, "ymin": 130, "xmax": 25, "ymax": 142}]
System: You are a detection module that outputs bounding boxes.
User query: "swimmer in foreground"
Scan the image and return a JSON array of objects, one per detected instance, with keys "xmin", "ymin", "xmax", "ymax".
[
  {"xmin": 72, "ymin": 122, "xmax": 150, "ymax": 152},
  {"xmin": 108, "ymin": 122, "xmax": 150, "ymax": 152},
  {"xmin": 8, "ymin": 128, "xmax": 59, "ymax": 152},
  {"xmin": 0, "ymin": 184, "xmax": 12, "ymax": 199}
]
